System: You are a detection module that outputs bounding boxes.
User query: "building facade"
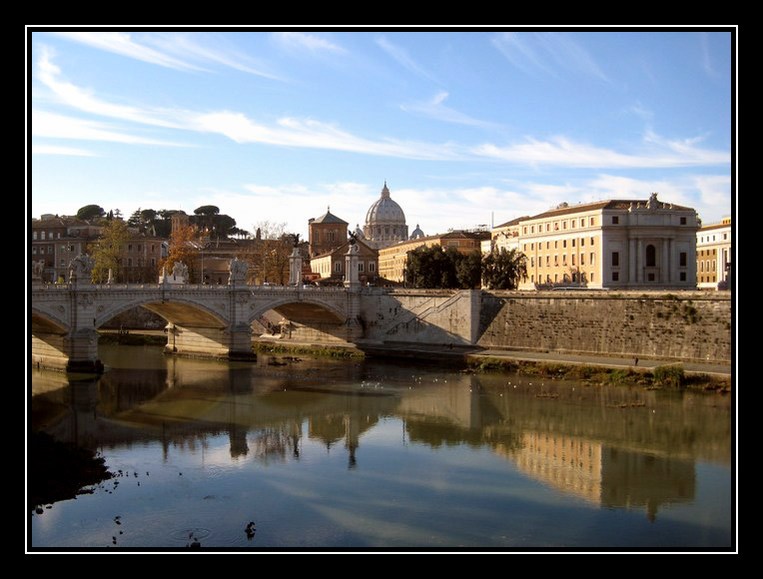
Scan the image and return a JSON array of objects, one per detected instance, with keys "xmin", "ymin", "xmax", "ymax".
[
  {"xmin": 310, "ymin": 238, "xmax": 379, "ymax": 285},
  {"xmin": 308, "ymin": 208, "xmax": 348, "ymax": 258},
  {"xmin": 496, "ymin": 193, "xmax": 699, "ymax": 290},
  {"xmin": 378, "ymin": 230, "xmax": 489, "ymax": 283},
  {"xmin": 696, "ymin": 217, "xmax": 732, "ymax": 290}
]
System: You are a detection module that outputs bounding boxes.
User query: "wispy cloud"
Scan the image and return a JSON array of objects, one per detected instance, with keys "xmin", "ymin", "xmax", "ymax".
[
  {"xmin": 272, "ymin": 32, "xmax": 345, "ymax": 54},
  {"xmin": 35, "ymin": 50, "xmax": 462, "ymax": 160},
  {"xmin": 32, "ymin": 144, "xmax": 97, "ymax": 156},
  {"xmin": 400, "ymin": 91, "xmax": 497, "ymax": 129},
  {"xmin": 492, "ymin": 32, "xmax": 608, "ymax": 81},
  {"xmin": 52, "ymin": 31, "xmax": 204, "ymax": 71},
  {"xmin": 53, "ymin": 31, "xmax": 282, "ymax": 79},
  {"xmin": 32, "ymin": 110, "xmax": 181, "ymax": 146},
  {"xmin": 376, "ymin": 36, "xmax": 439, "ymax": 83},
  {"xmin": 473, "ymin": 132, "xmax": 729, "ymax": 169}
]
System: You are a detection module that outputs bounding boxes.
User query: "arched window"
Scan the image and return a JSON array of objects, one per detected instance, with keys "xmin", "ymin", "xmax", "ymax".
[{"xmin": 646, "ymin": 244, "xmax": 656, "ymax": 267}]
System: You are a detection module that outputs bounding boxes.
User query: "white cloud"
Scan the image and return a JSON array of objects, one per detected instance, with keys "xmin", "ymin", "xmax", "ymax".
[
  {"xmin": 400, "ymin": 91, "xmax": 497, "ymax": 129},
  {"xmin": 376, "ymin": 36, "xmax": 439, "ymax": 83},
  {"xmin": 474, "ymin": 133, "xmax": 729, "ymax": 169},
  {"xmin": 32, "ymin": 110, "xmax": 181, "ymax": 146},
  {"xmin": 32, "ymin": 144, "xmax": 96, "ymax": 156},
  {"xmin": 492, "ymin": 32, "xmax": 608, "ymax": 81},
  {"xmin": 272, "ymin": 32, "xmax": 345, "ymax": 54},
  {"xmin": 52, "ymin": 31, "xmax": 204, "ymax": 71}
]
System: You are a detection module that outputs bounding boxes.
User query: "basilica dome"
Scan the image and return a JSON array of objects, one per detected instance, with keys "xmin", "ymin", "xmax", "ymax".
[{"xmin": 363, "ymin": 182, "xmax": 408, "ymax": 249}]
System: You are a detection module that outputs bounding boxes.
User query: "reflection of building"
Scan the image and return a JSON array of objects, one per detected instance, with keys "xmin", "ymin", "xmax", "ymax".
[
  {"xmin": 377, "ymin": 230, "xmax": 489, "ymax": 283},
  {"xmin": 696, "ymin": 217, "xmax": 732, "ymax": 289},
  {"xmin": 492, "ymin": 193, "xmax": 699, "ymax": 290},
  {"xmin": 507, "ymin": 431, "xmax": 695, "ymax": 521}
]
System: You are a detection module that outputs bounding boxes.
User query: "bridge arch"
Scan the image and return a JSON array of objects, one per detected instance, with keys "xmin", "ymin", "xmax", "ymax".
[
  {"xmin": 30, "ymin": 307, "xmax": 70, "ymax": 335},
  {"xmin": 248, "ymin": 296, "xmax": 346, "ymax": 326},
  {"xmin": 94, "ymin": 295, "xmax": 228, "ymax": 330}
]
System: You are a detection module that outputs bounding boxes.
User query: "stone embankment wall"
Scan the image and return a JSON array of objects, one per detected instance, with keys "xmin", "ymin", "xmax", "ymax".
[
  {"xmin": 360, "ymin": 289, "xmax": 731, "ymax": 364},
  {"xmin": 476, "ymin": 291, "xmax": 731, "ymax": 364}
]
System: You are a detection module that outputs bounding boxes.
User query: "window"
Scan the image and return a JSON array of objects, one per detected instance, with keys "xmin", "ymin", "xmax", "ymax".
[
  {"xmin": 48, "ymin": 246, "xmax": 53, "ymax": 254},
  {"xmin": 546, "ymin": 242, "xmax": 550, "ymax": 249},
  {"xmin": 128, "ymin": 244, "xmax": 133, "ymax": 251},
  {"xmin": 563, "ymin": 221, "xmax": 567, "ymax": 230},
  {"xmin": 546, "ymin": 223, "xmax": 550, "ymax": 231},
  {"xmin": 563, "ymin": 255, "xmax": 567, "ymax": 265},
  {"xmin": 571, "ymin": 220, "xmax": 576, "ymax": 229},
  {"xmin": 369, "ymin": 263, "xmax": 375, "ymax": 273},
  {"xmin": 137, "ymin": 244, "xmax": 142, "ymax": 252},
  {"xmin": 612, "ymin": 252, "xmax": 619, "ymax": 267},
  {"xmin": 546, "ymin": 256, "xmax": 550, "ymax": 266},
  {"xmin": 554, "ymin": 241, "xmax": 558, "ymax": 249},
  {"xmin": 680, "ymin": 252, "xmax": 687, "ymax": 267},
  {"xmin": 32, "ymin": 247, "xmax": 37, "ymax": 254},
  {"xmin": 590, "ymin": 252, "xmax": 595, "ymax": 265},
  {"xmin": 523, "ymin": 227, "xmax": 527, "ymax": 234},
  {"xmin": 563, "ymin": 240, "xmax": 567, "ymax": 248},
  {"xmin": 358, "ymin": 263, "xmax": 364, "ymax": 272},
  {"xmin": 612, "ymin": 271, "xmax": 619, "ymax": 281},
  {"xmin": 580, "ymin": 219, "xmax": 585, "ymax": 227},
  {"xmin": 591, "ymin": 273, "xmax": 595, "ymax": 282},
  {"xmin": 590, "ymin": 217, "xmax": 595, "ymax": 226},
  {"xmin": 581, "ymin": 238, "xmax": 585, "ymax": 246},
  {"xmin": 531, "ymin": 225, "xmax": 535, "ymax": 233},
  {"xmin": 700, "ymin": 261, "xmax": 704, "ymax": 272},
  {"xmin": 680, "ymin": 217, "xmax": 687, "ymax": 225},
  {"xmin": 580, "ymin": 254, "xmax": 585, "ymax": 265},
  {"xmin": 572, "ymin": 239, "xmax": 576, "ymax": 247},
  {"xmin": 531, "ymin": 243, "xmax": 534, "ymax": 250},
  {"xmin": 612, "ymin": 216, "xmax": 619, "ymax": 224},
  {"xmin": 151, "ymin": 258, "xmax": 156, "ymax": 266},
  {"xmin": 530, "ymin": 257, "xmax": 535, "ymax": 267},
  {"xmin": 33, "ymin": 231, "xmax": 38, "ymax": 240},
  {"xmin": 334, "ymin": 261, "xmax": 342, "ymax": 273},
  {"xmin": 646, "ymin": 245, "xmax": 656, "ymax": 267},
  {"xmin": 41, "ymin": 231, "xmax": 46, "ymax": 240},
  {"xmin": 680, "ymin": 272, "xmax": 686, "ymax": 281},
  {"xmin": 60, "ymin": 259, "xmax": 65, "ymax": 267},
  {"xmin": 572, "ymin": 255, "xmax": 576, "ymax": 266},
  {"xmin": 590, "ymin": 237, "xmax": 595, "ymax": 245}
]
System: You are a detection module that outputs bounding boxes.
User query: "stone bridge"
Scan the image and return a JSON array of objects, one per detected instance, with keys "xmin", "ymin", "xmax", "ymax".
[
  {"xmin": 31, "ymin": 282, "xmax": 364, "ymax": 372},
  {"xmin": 31, "ymin": 251, "xmax": 367, "ymax": 372}
]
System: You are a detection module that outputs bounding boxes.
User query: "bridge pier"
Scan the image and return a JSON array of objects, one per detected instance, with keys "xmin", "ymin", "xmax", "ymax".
[
  {"xmin": 32, "ymin": 330, "xmax": 103, "ymax": 374},
  {"xmin": 164, "ymin": 322, "xmax": 255, "ymax": 361}
]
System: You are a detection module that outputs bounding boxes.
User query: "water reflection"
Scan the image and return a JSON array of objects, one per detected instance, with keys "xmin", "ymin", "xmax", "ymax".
[{"xmin": 30, "ymin": 345, "xmax": 731, "ymax": 547}]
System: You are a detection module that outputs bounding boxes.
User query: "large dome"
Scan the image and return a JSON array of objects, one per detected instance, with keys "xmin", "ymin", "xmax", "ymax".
[
  {"xmin": 363, "ymin": 182, "xmax": 408, "ymax": 248},
  {"xmin": 365, "ymin": 182, "xmax": 406, "ymax": 225}
]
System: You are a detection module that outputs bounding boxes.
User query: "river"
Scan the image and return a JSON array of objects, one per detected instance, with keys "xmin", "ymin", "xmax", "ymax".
[{"xmin": 28, "ymin": 344, "xmax": 734, "ymax": 551}]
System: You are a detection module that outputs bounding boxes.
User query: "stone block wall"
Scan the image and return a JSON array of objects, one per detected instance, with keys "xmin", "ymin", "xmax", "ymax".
[{"xmin": 476, "ymin": 291, "xmax": 731, "ymax": 364}]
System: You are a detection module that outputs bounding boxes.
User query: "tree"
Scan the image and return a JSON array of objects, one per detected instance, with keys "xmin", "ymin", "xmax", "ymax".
[
  {"xmin": 161, "ymin": 223, "xmax": 200, "ymax": 281},
  {"xmin": 481, "ymin": 248, "xmax": 527, "ymax": 290},
  {"xmin": 240, "ymin": 221, "xmax": 295, "ymax": 285},
  {"xmin": 77, "ymin": 204, "xmax": 105, "ymax": 221},
  {"xmin": 89, "ymin": 219, "xmax": 130, "ymax": 283},
  {"xmin": 404, "ymin": 245, "xmax": 482, "ymax": 289}
]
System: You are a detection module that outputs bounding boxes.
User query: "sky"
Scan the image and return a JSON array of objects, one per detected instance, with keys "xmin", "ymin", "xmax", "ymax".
[{"xmin": 28, "ymin": 27, "xmax": 735, "ymax": 240}]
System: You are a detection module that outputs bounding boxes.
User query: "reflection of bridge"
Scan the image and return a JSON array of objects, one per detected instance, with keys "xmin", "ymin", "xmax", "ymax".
[{"xmin": 31, "ymin": 282, "xmax": 362, "ymax": 372}]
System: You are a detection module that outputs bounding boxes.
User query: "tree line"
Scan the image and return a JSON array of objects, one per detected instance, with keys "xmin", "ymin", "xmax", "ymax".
[{"xmin": 404, "ymin": 245, "xmax": 527, "ymax": 290}]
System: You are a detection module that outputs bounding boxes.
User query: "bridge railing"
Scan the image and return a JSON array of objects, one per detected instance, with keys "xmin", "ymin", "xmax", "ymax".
[{"xmin": 32, "ymin": 282, "xmax": 358, "ymax": 293}]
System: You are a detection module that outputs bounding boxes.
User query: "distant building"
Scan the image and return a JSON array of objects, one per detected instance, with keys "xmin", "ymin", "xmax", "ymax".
[
  {"xmin": 696, "ymin": 217, "xmax": 732, "ymax": 290},
  {"xmin": 308, "ymin": 208, "xmax": 348, "ymax": 259},
  {"xmin": 362, "ymin": 182, "xmax": 409, "ymax": 249},
  {"xmin": 494, "ymin": 193, "xmax": 700, "ymax": 290},
  {"xmin": 310, "ymin": 237, "xmax": 379, "ymax": 285},
  {"xmin": 378, "ymin": 230, "xmax": 489, "ymax": 283},
  {"xmin": 31, "ymin": 216, "xmax": 100, "ymax": 283}
]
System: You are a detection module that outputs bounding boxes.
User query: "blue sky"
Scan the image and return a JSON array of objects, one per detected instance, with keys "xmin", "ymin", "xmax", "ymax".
[{"xmin": 28, "ymin": 28, "xmax": 734, "ymax": 239}]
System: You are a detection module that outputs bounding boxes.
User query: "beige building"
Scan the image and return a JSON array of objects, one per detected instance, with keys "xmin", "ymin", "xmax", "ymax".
[
  {"xmin": 696, "ymin": 217, "xmax": 732, "ymax": 290},
  {"xmin": 310, "ymin": 238, "xmax": 378, "ymax": 285},
  {"xmin": 497, "ymin": 193, "xmax": 699, "ymax": 290},
  {"xmin": 378, "ymin": 230, "xmax": 489, "ymax": 283}
]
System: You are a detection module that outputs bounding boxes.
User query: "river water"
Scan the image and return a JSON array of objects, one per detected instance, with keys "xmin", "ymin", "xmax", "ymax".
[{"xmin": 28, "ymin": 344, "xmax": 734, "ymax": 552}]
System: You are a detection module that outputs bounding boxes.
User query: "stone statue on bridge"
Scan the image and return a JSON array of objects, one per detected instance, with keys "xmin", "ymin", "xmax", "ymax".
[
  {"xmin": 32, "ymin": 259, "xmax": 45, "ymax": 280},
  {"xmin": 68, "ymin": 254, "xmax": 94, "ymax": 285},
  {"xmin": 228, "ymin": 257, "xmax": 248, "ymax": 285},
  {"xmin": 172, "ymin": 261, "xmax": 189, "ymax": 283}
]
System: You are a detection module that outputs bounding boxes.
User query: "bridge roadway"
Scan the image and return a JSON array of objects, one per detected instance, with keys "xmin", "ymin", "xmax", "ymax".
[{"xmin": 31, "ymin": 281, "xmax": 363, "ymax": 373}]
